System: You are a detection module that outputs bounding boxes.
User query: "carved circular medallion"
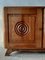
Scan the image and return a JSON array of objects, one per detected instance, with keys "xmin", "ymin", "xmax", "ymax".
[{"xmin": 14, "ymin": 21, "xmax": 29, "ymax": 36}]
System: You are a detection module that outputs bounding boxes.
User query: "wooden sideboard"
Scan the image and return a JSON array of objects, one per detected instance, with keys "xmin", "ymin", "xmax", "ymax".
[{"xmin": 4, "ymin": 7, "xmax": 45, "ymax": 56}]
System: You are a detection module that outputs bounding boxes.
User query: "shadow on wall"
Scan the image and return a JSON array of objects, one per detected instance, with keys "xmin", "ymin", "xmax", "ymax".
[{"xmin": 0, "ymin": 8, "xmax": 4, "ymax": 48}]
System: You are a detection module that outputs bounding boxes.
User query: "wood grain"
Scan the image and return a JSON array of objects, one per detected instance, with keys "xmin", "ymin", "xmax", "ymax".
[
  {"xmin": 4, "ymin": 7, "xmax": 43, "ymax": 50},
  {"xmin": 43, "ymin": 9, "xmax": 45, "ymax": 48}
]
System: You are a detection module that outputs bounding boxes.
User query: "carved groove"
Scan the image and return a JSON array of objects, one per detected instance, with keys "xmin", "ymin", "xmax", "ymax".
[{"xmin": 14, "ymin": 21, "xmax": 29, "ymax": 36}]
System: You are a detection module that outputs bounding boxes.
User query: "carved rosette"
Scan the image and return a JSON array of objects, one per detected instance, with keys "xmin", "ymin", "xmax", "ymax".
[{"xmin": 14, "ymin": 21, "xmax": 29, "ymax": 36}]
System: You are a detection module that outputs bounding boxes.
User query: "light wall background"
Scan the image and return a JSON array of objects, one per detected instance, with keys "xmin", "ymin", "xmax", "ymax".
[{"xmin": 0, "ymin": 0, "xmax": 45, "ymax": 48}]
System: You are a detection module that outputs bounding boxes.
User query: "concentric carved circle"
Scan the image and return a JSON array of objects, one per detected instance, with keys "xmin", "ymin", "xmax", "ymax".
[{"xmin": 14, "ymin": 21, "xmax": 29, "ymax": 36}]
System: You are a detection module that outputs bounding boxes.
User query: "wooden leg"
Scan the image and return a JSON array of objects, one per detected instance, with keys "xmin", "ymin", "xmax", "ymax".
[{"xmin": 5, "ymin": 49, "xmax": 14, "ymax": 56}]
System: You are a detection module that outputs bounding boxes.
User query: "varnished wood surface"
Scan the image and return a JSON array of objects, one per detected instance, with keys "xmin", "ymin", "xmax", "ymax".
[
  {"xmin": 4, "ymin": 8, "xmax": 9, "ymax": 48},
  {"xmin": 9, "ymin": 15, "xmax": 35, "ymax": 43},
  {"xmin": 4, "ymin": 7, "xmax": 37, "ymax": 14},
  {"xmin": 43, "ymin": 9, "xmax": 45, "ymax": 48},
  {"xmin": 4, "ymin": 7, "xmax": 43, "ymax": 50}
]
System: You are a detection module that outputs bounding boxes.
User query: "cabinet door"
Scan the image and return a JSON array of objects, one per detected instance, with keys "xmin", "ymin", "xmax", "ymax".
[{"xmin": 8, "ymin": 8, "xmax": 42, "ymax": 49}]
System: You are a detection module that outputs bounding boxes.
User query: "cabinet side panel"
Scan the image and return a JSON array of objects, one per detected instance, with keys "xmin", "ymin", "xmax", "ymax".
[{"xmin": 43, "ymin": 9, "xmax": 45, "ymax": 48}]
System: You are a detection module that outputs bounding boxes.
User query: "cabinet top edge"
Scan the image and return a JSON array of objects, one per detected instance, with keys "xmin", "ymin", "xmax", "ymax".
[{"xmin": 4, "ymin": 6, "xmax": 45, "ymax": 9}]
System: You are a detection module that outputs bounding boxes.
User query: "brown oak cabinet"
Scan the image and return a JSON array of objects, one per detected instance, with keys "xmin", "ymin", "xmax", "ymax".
[{"xmin": 4, "ymin": 7, "xmax": 45, "ymax": 56}]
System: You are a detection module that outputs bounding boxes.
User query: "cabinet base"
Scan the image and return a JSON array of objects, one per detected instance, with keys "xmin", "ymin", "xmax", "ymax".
[
  {"xmin": 5, "ymin": 49, "xmax": 15, "ymax": 56},
  {"xmin": 5, "ymin": 49, "xmax": 45, "ymax": 56}
]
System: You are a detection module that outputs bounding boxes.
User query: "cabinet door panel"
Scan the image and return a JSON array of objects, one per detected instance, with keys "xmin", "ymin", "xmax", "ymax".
[
  {"xmin": 9, "ymin": 15, "xmax": 35, "ymax": 42},
  {"xmin": 8, "ymin": 8, "xmax": 42, "ymax": 49}
]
